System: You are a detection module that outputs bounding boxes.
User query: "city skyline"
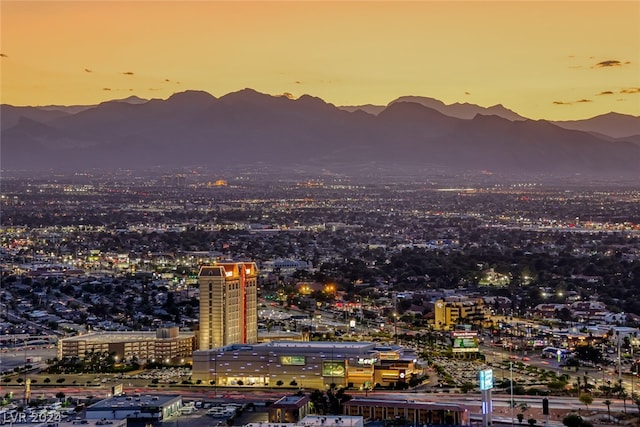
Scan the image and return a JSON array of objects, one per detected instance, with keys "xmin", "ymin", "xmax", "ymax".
[{"xmin": 1, "ymin": 1, "xmax": 639, "ymax": 121}]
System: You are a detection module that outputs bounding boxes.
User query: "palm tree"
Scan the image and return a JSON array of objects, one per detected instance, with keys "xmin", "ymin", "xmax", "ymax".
[{"xmin": 603, "ymin": 399, "xmax": 612, "ymax": 421}]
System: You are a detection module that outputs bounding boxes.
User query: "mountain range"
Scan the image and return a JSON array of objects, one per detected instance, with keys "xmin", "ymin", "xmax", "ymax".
[{"xmin": 2, "ymin": 89, "xmax": 639, "ymax": 177}]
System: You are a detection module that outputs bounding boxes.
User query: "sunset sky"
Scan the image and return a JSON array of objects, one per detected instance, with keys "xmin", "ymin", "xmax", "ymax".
[{"xmin": 1, "ymin": 1, "xmax": 639, "ymax": 120}]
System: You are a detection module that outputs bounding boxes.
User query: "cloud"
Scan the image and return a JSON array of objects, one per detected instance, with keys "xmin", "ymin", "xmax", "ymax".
[
  {"xmin": 122, "ymin": 71, "xmax": 135, "ymax": 76},
  {"xmin": 85, "ymin": 68, "xmax": 92, "ymax": 73},
  {"xmin": 595, "ymin": 60, "xmax": 627, "ymax": 68},
  {"xmin": 0, "ymin": 53, "xmax": 8, "ymax": 58},
  {"xmin": 464, "ymin": 91, "xmax": 471, "ymax": 95},
  {"xmin": 295, "ymin": 81, "xmax": 302, "ymax": 84},
  {"xmin": 597, "ymin": 91, "xmax": 614, "ymax": 95},
  {"xmin": 164, "ymin": 79, "xmax": 170, "ymax": 82},
  {"xmin": 576, "ymin": 99, "xmax": 592, "ymax": 103},
  {"xmin": 553, "ymin": 101, "xmax": 572, "ymax": 105},
  {"xmin": 280, "ymin": 92, "xmax": 295, "ymax": 99},
  {"xmin": 102, "ymin": 87, "xmax": 111, "ymax": 91},
  {"xmin": 620, "ymin": 87, "xmax": 640, "ymax": 94}
]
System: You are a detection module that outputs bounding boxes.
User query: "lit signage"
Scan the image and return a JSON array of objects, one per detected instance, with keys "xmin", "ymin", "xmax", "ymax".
[
  {"xmin": 357, "ymin": 357, "xmax": 378, "ymax": 366},
  {"xmin": 479, "ymin": 369, "xmax": 493, "ymax": 390},
  {"xmin": 280, "ymin": 355, "xmax": 306, "ymax": 366},
  {"xmin": 322, "ymin": 361, "xmax": 346, "ymax": 377},
  {"xmin": 451, "ymin": 331, "xmax": 479, "ymax": 353}
]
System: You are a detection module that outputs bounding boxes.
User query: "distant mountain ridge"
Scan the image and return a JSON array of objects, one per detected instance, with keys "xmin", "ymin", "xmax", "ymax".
[
  {"xmin": 340, "ymin": 97, "xmax": 640, "ymax": 138},
  {"xmin": 2, "ymin": 89, "xmax": 639, "ymax": 176}
]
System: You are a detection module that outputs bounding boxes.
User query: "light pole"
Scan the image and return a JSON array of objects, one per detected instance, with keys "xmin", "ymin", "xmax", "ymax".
[
  {"xmin": 394, "ymin": 313, "xmax": 398, "ymax": 345},
  {"xmin": 510, "ymin": 362, "xmax": 514, "ymax": 427}
]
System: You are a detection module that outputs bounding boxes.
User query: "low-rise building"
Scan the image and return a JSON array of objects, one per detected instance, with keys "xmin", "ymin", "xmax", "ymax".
[
  {"xmin": 342, "ymin": 398, "xmax": 469, "ymax": 426},
  {"xmin": 192, "ymin": 341, "xmax": 420, "ymax": 390},
  {"xmin": 86, "ymin": 394, "xmax": 182, "ymax": 422},
  {"xmin": 58, "ymin": 326, "xmax": 194, "ymax": 364}
]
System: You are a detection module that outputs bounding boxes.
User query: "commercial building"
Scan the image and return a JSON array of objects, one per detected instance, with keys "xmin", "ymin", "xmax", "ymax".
[
  {"xmin": 247, "ymin": 415, "xmax": 364, "ymax": 427},
  {"xmin": 342, "ymin": 398, "xmax": 469, "ymax": 426},
  {"xmin": 198, "ymin": 262, "xmax": 258, "ymax": 349},
  {"xmin": 434, "ymin": 297, "xmax": 490, "ymax": 331},
  {"xmin": 268, "ymin": 395, "xmax": 311, "ymax": 423},
  {"xmin": 192, "ymin": 341, "xmax": 421, "ymax": 389},
  {"xmin": 58, "ymin": 326, "xmax": 194, "ymax": 364},
  {"xmin": 85, "ymin": 394, "xmax": 182, "ymax": 422}
]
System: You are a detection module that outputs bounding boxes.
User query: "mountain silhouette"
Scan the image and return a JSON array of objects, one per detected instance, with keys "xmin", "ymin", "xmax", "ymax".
[{"xmin": 2, "ymin": 89, "xmax": 639, "ymax": 177}]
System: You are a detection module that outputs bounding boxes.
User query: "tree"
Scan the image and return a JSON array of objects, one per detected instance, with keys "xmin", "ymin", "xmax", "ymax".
[
  {"xmin": 562, "ymin": 414, "xmax": 586, "ymax": 427},
  {"xmin": 527, "ymin": 418, "xmax": 537, "ymax": 426},
  {"xmin": 578, "ymin": 393, "xmax": 593, "ymax": 411},
  {"xmin": 55, "ymin": 392, "xmax": 66, "ymax": 400},
  {"xmin": 517, "ymin": 413, "xmax": 524, "ymax": 424},
  {"xmin": 600, "ymin": 399, "xmax": 617, "ymax": 421}
]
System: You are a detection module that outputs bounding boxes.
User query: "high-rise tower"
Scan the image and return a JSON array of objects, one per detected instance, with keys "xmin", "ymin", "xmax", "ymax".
[{"xmin": 198, "ymin": 262, "xmax": 258, "ymax": 350}]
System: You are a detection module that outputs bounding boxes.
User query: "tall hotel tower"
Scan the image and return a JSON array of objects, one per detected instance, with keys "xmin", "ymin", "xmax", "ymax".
[{"xmin": 198, "ymin": 262, "xmax": 258, "ymax": 349}]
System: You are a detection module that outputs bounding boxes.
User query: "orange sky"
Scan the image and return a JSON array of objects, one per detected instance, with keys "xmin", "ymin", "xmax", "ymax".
[{"xmin": 1, "ymin": 1, "xmax": 639, "ymax": 120}]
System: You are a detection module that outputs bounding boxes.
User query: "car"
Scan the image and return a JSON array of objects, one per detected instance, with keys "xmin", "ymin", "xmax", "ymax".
[{"xmin": 522, "ymin": 357, "xmax": 530, "ymax": 361}]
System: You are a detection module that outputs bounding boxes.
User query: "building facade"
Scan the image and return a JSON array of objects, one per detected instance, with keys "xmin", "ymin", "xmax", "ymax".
[
  {"xmin": 58, "ymin": 327, "xmax": 194, "ymax": 363},
  {"xmin": 342, "ymin": 398, "xmax": 469, "ymax": 426},
  {"xmin": 191, "ymin": 341, "xmax": 421, "ymax": 389},
  {"xmin": 434, "ymin": 297, "xmax": 490, "ymax": 331},
  {"xmin": 198, "ymin": 262, "xmax": 258, "ymax": 349}
]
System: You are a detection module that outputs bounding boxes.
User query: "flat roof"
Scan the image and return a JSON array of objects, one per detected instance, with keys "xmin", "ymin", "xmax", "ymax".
[
  {"xmin": 87, "ymin": 394, "xmax": 181, "ymax": 411},
  {"xmin": 61, "ymin": 332, "xmax": 194, "ymax": 343},
  {"xmin": 343, "ymin": 398, "xmax": 469, "ymax": 412},
  {"xmin": 266, "ymin": 341, "xmax": 374, "ymax": 349}
]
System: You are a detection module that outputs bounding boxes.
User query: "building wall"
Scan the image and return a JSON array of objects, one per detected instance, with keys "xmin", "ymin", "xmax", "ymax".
[
  {"xmin": 434, "ymin": 298, "xmax": 489, "ymax": 330},
  {"xmin": 192, "ymin": 342, "xmax": 378, "ymax": 389},
  {"xmin": 58, "ymin": 332, "xmax": 194, "ymax": 363},
  {"xmin": 342, "ymin": 399, "xmax": 468, "ymax": 426},
  {"xmin": 198, "ymin": 262, "xmax": 258, "ymax": 350}
]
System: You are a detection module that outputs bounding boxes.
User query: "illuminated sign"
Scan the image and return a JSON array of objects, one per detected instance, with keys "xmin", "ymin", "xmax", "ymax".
[
  {"xmin": 280, "ymin": 355, "xmax": 306, "ymax": 366},
  {"xmin": 357, "ymin": 357, "xmax": 378, "ymax": 366},
  {"xmin": 112, "ymin": 383, "xmax": 124, "ymax": 396},
  {"xmin": 479, "ymin": 369, "xmax": 493, "ymax": 390},
  {"xmin": 322, "ymin": 361, "xmax": 346, "ymax": 377},
  {"xmin": 451, "ymin": 331, "xmax": 479, "ymax": 353}
]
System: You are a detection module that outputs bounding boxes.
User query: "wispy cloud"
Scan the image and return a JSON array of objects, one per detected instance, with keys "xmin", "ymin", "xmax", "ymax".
[
  {"xmin": 597, "ymin": 91, "xmax": 614, "ymax": 95},
  {"xmin": 553, "ymin": 101, "xmax": 571, "ymax": 105},
  {"xmin": 621, "ymin": 87, "xmax": 640, "ymax": 94},
  {"xmin": 102, "ymin": 87, "xmax": 111, "ymax": 91},
  {"xmin": 85, "ymin": 68, "xmax": 92, "ymax": 73},
  {"xmin": 0, "ymin": 53, "xmax": 8, "ymax": 58},
  {"xmin": 576, "ymin": 99, "xmax": 592, "ymax": 103},
  {"xmin": 595, "ymin": 60, "xmax": 631, "ymax": 68},
  {"xmin": 464, "ymin": 91, "xmax": 471, "ymax": 95},
  {"xmin": 122, "ymin": 71, "xmax": 135, "ymax": 76}
]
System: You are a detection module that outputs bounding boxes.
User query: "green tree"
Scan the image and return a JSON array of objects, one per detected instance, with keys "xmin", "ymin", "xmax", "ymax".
[
  {"xmin": 527, "ymin": 418, "xmax": 537, "ymax": 426},
  {"xmin": 578, "ymin": 393, "xmax": 593, "ymax": 410},
  {"xmin": 517, "ymin": 413, "xmax": 524, "ymax": 424}
]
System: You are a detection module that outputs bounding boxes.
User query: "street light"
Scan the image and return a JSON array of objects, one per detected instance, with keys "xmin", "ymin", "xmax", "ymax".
[{"xmin": 394, "ymin": 313, "xmax": 398, "ymax": 344}]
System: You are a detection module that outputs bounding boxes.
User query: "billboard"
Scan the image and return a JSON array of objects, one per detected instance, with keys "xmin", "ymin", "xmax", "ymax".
[
  {"xmin": 322, "ymin": 360, "xmax": 346, "ymax": 377},
  {"xmin": 451, "ymin": 331, "xmax": 479, "ymax": 353},
  {"xmin": 479, "ymin": 369, "xmax": 493, "ymax": 390}
]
